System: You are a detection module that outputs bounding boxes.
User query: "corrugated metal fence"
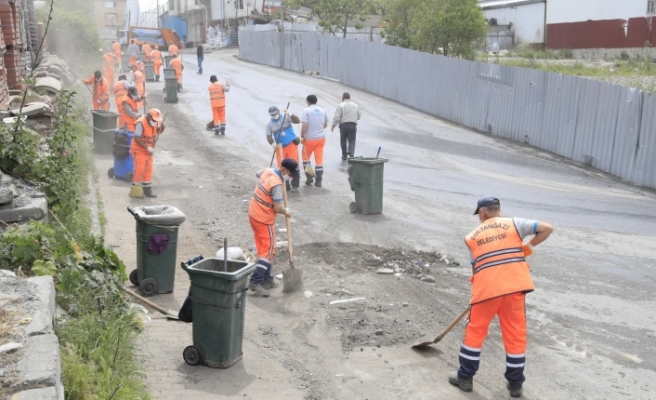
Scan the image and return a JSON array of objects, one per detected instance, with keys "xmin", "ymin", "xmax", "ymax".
[{"xmin": 239, "ymin": 30, "xmax": 656, "ymax": 190}]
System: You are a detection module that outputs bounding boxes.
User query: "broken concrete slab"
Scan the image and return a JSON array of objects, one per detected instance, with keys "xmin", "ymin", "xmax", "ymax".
[
  {"xmin": 0, "ymin": 187, "xmax": 13, "ymax": 204},
  {"xmin": 10, "ymin": 102, "xmax": 54, "ymax": 118},
  {"xmin": 33, "ymin": 77, "xmax": 62, "ymax": 94},
  {"xmin": 10, "ymin": 386, "xmax": 58, "ymax": 400},
  {"xmin": 17, "ymin": 334, "xmax": 61, "ymax": 389},
  {"xmin": 0, "ymin": 196, "xmax": 48, "ymax": 223},
  {"xmin": 27, "ymin": 276, "xmax": 56, "ymax": 323}
]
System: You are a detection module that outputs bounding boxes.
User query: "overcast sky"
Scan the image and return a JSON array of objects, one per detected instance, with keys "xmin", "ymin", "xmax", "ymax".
[{"xmin": 139, "ymin": 0, "xmax": 158, "ymax": 12}]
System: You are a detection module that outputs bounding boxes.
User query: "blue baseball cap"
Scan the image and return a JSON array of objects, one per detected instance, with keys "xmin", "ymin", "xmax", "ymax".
[{"xmin": 474, "ymin": 196, "xmax": 500, "ymax": 215}]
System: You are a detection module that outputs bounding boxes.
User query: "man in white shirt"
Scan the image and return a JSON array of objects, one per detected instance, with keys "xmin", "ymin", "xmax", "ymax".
[
  {"xmin": 300, "ymin": 94, "xmax": 328, "ymax": 187},
  {"xmin": 331, "ymin": 92, "xmax": 361, "ymax": 161}
]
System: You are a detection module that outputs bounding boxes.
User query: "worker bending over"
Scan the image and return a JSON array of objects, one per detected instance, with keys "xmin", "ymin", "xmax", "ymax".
[
  {"xmin": 266, "ymin": 105, "xmax": 301, "ymax": 192},
  {"xmin": 129, "ymin": 109, "xmax": 165, "ymax": 199},
  {"xmin": 82, "ymin": 70, "xmax": 109, "ymax": 111}
]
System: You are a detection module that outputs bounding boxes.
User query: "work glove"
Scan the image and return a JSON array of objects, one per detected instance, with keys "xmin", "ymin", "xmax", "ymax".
[
  {"xmin": 522, "ymin": 243, "xmax": 533, "ymax": 257},
  {"xmin": 147, "ymin": 147, "xmax": 154, "ymax": 154}
]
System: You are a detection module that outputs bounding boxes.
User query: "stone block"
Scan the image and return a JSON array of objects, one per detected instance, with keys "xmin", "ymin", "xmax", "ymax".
[
  {"xmin": 17, "ymin": 335, "xmax": 60, "ymax": 389},
  {"xmin": 0, "ymin": 196, "xmax": 47, "ymax": 223},
  {"xmin": 10, "ymin": 387, "xmax": 58, "ymax": 400},
  {"xmin": 27, "ymin": 276, "xmax": 55, "ymax": 323},
  {"xmin": 0, "ymin": 187, "xmax": 13, "ymax": 205},
  {"xmin": 25, "ymin": 309, "xmax": 53, "ymax": 337}
]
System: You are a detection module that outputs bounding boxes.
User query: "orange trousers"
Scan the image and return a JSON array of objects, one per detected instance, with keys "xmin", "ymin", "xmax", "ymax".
[
  {"xmin": 103, "ymin": 67, "xmax": 115, "ymax": 87},
  {"xmin": 131, "ymin": 150, "xmax": 153, "ymax": 184},
  {"xmin": 250, "ymin": 216, "xmax": 276, "ymax": 261},
  {"xmin": 463, "ymin": 292, "xmax": 527, "ymax": 353},
  {"xmin": 93, "ymin": 99, "xmax": 109, "ymax": 111},
  {"xmin": 275, "ymin": 142, "xmax": 299, "ymax": 167},
  {"xmin": 212, "ymin": 107, "xmax": 226, "ymax": 125},
  {"xmin": 154, "ymin": 63, "xmax": 162, "ymax": 76},
  {"xmin": 302, "ymin": 137, "xmax": 325, "ymax": 166}
]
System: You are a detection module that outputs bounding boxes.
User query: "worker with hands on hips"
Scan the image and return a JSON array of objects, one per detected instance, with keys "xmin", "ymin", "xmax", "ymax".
[{"xmin": 449, "ymin": 195, "xmax": 553, "ymax": 398}]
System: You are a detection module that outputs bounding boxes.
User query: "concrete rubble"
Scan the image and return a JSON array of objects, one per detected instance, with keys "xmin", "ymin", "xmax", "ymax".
[{"xmin": 0, "ymin": 271, "xmax": 63, "ymax": 400}]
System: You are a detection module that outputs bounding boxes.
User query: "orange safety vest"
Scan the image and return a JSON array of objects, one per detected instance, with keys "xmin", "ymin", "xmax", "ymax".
[
  {"xmin": 168, "ymin": 44, "xmax": 179, "ymax": 56},
  {"xmin": 142, "ymin": 44, "xmax": 152, "ymax": 60},
  {"xmin": 465, "ymin": 217, "xmax": 534, "ymax": 305},
  {"xmin": 248, "ymin": 168, "xmax": 283, "ymax": 225},
  {"xmin": 103, "ymin": 53, "xmax": 115, "ymax": 71},
  {"xmin": 152, "ymin": 50, "xmax": 163, "ymax": 65},
  {"xmin": 208, "ymin": 82, "xmax": 226, "ymax": 108},
  {"xmin": 112, "ymin": 42, "xmax": 121, "ymax": 59},
  {"xmin": 91, "ymin": 76, "xmax": 109, "ymax": 105},
  {"xmin": 130, "ymin": 115, "xmax": 158, "ymax": 153},
  {"xmin": 133, "ymin": 71, "xmax": 145, "ymax": 95},
  {"xmin": 121, "ymin": 95, "xmax": 139, "ymax": 131},
  {"xmin": 114, "ymin": 81, "xmax": 129, "ymax": 125}
]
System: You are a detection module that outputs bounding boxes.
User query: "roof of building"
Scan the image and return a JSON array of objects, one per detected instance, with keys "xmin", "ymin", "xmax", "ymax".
[{"xmin": 478, "ymin": 0, "xmax": 545, "ymax": 10}]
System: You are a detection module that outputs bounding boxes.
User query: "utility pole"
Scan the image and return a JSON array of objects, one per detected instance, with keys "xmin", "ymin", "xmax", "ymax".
[{"xmin": 156, "ymin": 0, "xmax": 160, "ymax": 28}]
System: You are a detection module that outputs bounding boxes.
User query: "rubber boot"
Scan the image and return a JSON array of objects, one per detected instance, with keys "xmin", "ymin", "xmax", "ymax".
[
  {"xmin": 220, "ymin": 124, "xmax": 226, "ymax": 135},
  {"xmin": 314, "ymin": 167, "xmax": 323, "ymax": 187},
  {"xmin": 143, "ymin": 186, "xmax": 158, "ymax": 198},
  {"xmin": 214, "ymin": 127, "xmax": 221, "ymax": 136},
  {"xmin": 507, "ymin": 383, "xmax": 523, "ymax": 398},
  {"xmin": 448, "ymin": 372, "xmax": 473, "ymax": 392}
]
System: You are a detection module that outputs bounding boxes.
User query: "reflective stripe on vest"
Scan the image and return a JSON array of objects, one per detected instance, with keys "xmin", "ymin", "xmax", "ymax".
[
  {"xmin": 248, "ymin": 169, "xmax": 283, "ymax": 225},
  {"xmin": 465, "ymin": 217, "xmax": 534, "ymax": 304},
  {"xmin": 131, "ymin": 116, "xmax": 157, "ymax": 152},
  {"xmin": 209, "ymin": 83, "xmax": 225, "ymax": 107}
]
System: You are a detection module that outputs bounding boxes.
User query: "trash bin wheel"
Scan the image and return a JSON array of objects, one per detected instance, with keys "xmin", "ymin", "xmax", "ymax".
[
  {"xmin": 183, "ymin": 345, "xmax": 203, "ymax": 366},
  {"xmin": 125, "ymin": 171, "xmax": 134, "ymax": 182},
  {"xmin": 107, "ymin": 167, "xmax": 115, "ymax": 178},
  {"xmin": 138, "ymin": 278, "xmax": 158, "ymax": 297},
  {"xmin": 349, "ymin": 202, "xmax": 359, "ymax": 213},
  {"xmin": 129, "ymin": 269, "xmax": 139, "ymax": 286}
]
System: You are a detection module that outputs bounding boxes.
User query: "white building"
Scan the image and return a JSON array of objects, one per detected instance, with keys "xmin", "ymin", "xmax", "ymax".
[
  {"xmin": 479, "ymin": 0, "xmax": 545, "ymax": 48},
  {"xmin": 211, "ymin": 0, "xmax": 264, "ymax": 22}
]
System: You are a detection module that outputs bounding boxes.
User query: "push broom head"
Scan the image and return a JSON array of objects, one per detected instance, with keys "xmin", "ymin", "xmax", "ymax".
[{"xmin": 304, "ymin": 165, "xmax": 316, "ymax": 177}]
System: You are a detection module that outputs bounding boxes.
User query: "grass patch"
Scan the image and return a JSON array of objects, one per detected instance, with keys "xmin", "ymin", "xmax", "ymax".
[{"xmin": 57, "ymin": 287, "xmax": 150, "ymax": 400}]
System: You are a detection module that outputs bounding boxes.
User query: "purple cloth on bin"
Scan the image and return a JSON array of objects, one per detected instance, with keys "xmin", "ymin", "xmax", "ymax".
[{"xmin": 148, "ymin": 233, "xmax": 169, "ymax": 254}]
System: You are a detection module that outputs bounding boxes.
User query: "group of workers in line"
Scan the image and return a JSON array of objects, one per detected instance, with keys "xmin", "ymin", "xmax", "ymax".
[{"xmin": 82, "ymin": 39, "xmax": 189, "ymax": 199}]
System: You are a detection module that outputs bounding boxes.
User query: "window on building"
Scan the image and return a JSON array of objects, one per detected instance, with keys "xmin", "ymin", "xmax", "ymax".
[
  {"xmin": 649, "ymin": 0, "xmax": 655, "ymax": 14},
  {"xmin": 104, "ymin": 1, "xmax": 117, "ymax": 7},
  {"xmin": 104, "ymin": 13, "xmax": 118, "ymax": 23},
  {"xmin": 239, "ymin": 0, "xmax": 244, "ymax": 9}
]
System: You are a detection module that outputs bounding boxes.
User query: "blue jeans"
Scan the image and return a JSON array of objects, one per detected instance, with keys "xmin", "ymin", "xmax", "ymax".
[{"xmin": 197, "ymin": 56, "xmax": 203, "ymax": 72}]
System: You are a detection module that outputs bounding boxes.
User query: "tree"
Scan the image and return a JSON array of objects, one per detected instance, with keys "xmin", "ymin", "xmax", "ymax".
[
  {"xmin": 381, "ymin": 0, "xmax": 487, "ymax": 60},
  {"xmin": 379, "ymin": 0, "xmax": 422, "ymax": 48},
  {"xmin": 289, "ymin": 0, "xmax": 379, "ymax": 38}
]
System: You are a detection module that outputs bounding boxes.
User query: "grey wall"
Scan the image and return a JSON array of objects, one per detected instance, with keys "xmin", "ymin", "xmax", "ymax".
[{"xmin": 239, "ymin": 30, "xmax": 656, "ymax": 190}]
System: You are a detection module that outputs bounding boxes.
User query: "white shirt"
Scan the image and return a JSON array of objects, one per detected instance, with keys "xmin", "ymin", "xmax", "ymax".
[{"xmin": 301, "ymin": 104, "xmax": 328, "ymax": 140}]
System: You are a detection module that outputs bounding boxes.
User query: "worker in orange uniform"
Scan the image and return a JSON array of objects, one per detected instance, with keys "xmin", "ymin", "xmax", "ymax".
[
  {"xmin": 208, "ymin": 75, "xmax": 230, "ymax": 136},
  {"xmin": 247, "ymin": 158, "xmax": 297, "ymax": 297},
  {"xmin": 152, "ymin": 45, "xmax": 163, "ymax": 82},
  {"xmin": 113, "ymin": 75, "xmax": 132, "ymax": 125},
  {"xmin": 129, "ymin": 64, "xmax": 146, "ymax": 113},
  {"xmin": 102, "ymin": 48, "xmax": 117, "ymax": 87},
  {"xmin": 266, "ymin": 106, "xmax": 301, "ymax": 192},
  {"xmin": 81, "ymin": 70, "xmax": 110, "ymax": 111},
  {"xmin": 112, "ymin": 40, "xmax": 122, "ymax": 71},
  {"xmin": 168, "ymin": 41, "xmax": 179, "ymax": 57},
  {"xmin": 127, "ymin": 39, "xmax": 140, "ymax": 66},
  {"xmin": 169, "ymin": 53, "xmax": 184, "ymax": 91},
  {"xmin": 120, "ymin": 86, "xmax": 143, "ymax": 132},
  {"xmin": 448, "ymin": 196, "xmax": 554, "ymax": 398},
  {"xmin": 142, "ymin": 42, "xmax": 152, "ymax": 61},
  {"xmin": 129, "ymin": 108, "xmax": 165, "ymax": 199},
  {"xmin": 300, "ymin": 94, "xmax": 328, "ymax": 187}
]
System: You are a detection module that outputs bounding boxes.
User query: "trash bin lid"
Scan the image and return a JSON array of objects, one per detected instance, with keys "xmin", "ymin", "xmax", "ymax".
[
  {"xmin": 347, "ymin": 157, "xmax": 389, "ymax": 165},
  {"xmin": 128, "ymin": 205, "xmax": 186, "ymax": 226},
  {"xmin": 182, "ymin": 258, "xmax": 256, "ymax": 281}
]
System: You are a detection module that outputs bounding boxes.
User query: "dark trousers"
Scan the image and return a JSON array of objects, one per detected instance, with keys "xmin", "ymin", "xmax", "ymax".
[{"xmin": 339, "ymin": 122, "xmax": 357, "ymax": 157}]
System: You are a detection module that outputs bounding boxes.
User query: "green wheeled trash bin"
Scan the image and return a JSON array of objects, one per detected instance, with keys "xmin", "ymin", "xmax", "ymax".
[
  {"xmin": 181, "ymin": 257, "xmax": 256, "ymax": 368},
  {"xmin": 164, "ymin": 55, "xmax": 173, "ymax": 68},
  {"xmin": 144, "ymin": 61, "xmax": 155, "ymax": 81},
  {"xmin": 127, "ymin": 206, "xmax": 186, "ymax": 296},
  {"xmin": 164, "ymin": 76, "xmax": 179, "ymax": 103},
  {"xmin": 91, "ymin": 110, "xmax": 119, "ymax": 154},
  {"xmin": 347, "ymin": 157, "xmax": 389, "ymax": 214}
]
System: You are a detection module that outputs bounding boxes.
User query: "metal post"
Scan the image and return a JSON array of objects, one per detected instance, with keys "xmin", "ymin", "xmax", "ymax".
[{"xmin": 156, "ymin": 0, "xmax": 160, "ymax": 28}]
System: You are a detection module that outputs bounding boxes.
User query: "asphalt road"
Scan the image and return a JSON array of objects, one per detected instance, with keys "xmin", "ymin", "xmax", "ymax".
[{"xmin": 144, "ymin": 47, "xmax": 656, "ymax": 399}]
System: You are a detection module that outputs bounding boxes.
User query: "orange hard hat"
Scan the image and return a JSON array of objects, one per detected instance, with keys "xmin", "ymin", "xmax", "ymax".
[{"xmin": 148, "ymin": 108, "xmax": 163, "ymax": 122}]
